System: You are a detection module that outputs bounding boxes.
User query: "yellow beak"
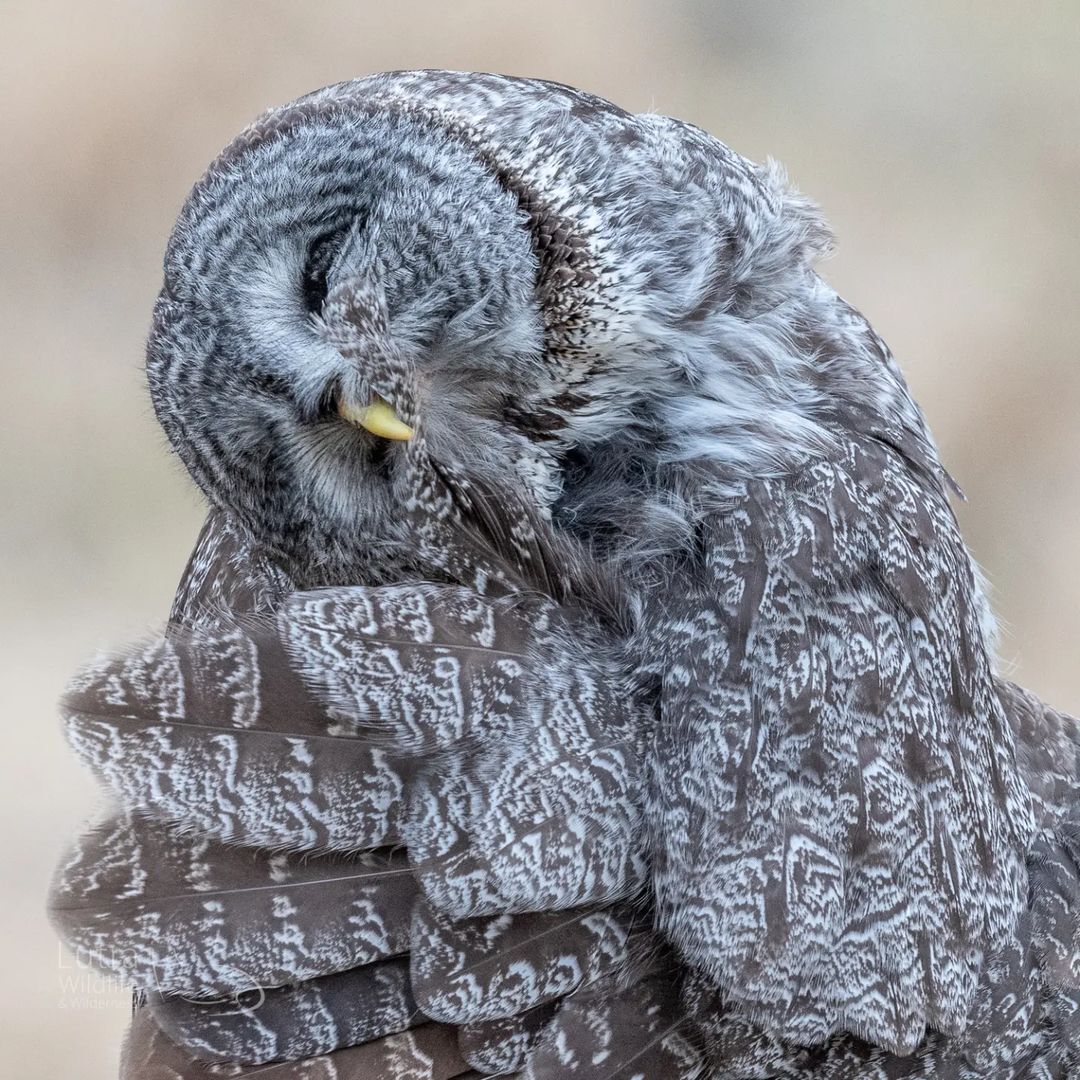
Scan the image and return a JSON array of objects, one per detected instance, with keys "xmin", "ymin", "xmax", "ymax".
[{"xmin": 338, "ymin": 396, "xmax": 414, "ymax": 441}]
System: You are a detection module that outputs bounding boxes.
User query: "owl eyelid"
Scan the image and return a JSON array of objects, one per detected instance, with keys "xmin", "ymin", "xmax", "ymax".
[{"xmin": 301, "ymin": 229, "xmax": 346, "ymax": 314}]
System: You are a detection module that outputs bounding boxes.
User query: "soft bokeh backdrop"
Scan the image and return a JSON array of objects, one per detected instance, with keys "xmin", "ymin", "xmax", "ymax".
[{"xmin": 3, "ymin": 3, "xmax": 1077, "ymax": 1076}]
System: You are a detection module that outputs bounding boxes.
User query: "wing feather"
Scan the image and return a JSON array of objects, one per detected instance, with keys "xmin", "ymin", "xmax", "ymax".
[
  {"xmin": 149, "ymin": 958, "xmax": 418, "ymax": 1064},
  {"xmin": 281, "ymin": 584, "xmax": 646, "ymax": 918},
  {"xmin": 49, "ymin": 811, "xmax": 416, "ymax": 997},
  {"xmin": 409, "ymin": 898, "xmax": 640, "ymax": 1024},
  {"xmin": 523, "ymin": 970, "xmax": 704, "ymax": 1079},
  {"xmin": 648, "ymin": 437, "xmax": 1034, "ymax": 1053},
  {"xmin": 62, "ymin": 625, "xmax": 408, "ymax": 851},
  {"xmin": 122, "ymin": 1007, "xmax": 471, "ymax": 1080}
]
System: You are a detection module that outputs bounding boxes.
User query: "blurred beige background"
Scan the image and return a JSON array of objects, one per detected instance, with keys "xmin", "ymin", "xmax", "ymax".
[{"xmin": 2, "ymin": 2, "xmax": 1077, "ymax": 1076}]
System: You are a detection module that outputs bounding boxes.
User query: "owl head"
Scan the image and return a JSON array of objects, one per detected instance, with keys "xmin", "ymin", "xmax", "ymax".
[{"xmin": 147, "ymin": 71, "xmax": 933, "ymax": 587}]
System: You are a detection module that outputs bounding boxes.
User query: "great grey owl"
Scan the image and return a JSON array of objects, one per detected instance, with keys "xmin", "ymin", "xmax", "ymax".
[{"xmin": 49, "ymin": 71, "xmax": 1080, "ymax": 1078}]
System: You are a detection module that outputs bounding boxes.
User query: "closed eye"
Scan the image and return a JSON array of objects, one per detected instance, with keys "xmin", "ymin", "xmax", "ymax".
[
  {"xmin": 301, "ymin": 229, "xmax": 346, "ymax": 315},
  {"xmin": 301, "ymin": 211, "xmax": 371, "ymax": 316}
]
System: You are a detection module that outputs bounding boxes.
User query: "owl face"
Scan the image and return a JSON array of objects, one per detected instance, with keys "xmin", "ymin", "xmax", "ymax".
[
  {"xmin": 147, "ymin": 108, "xmax": 571, "ymax": 583},
  {"xmin": 146, "ymin": 71, "xmax": 928, "ymax": 588}
]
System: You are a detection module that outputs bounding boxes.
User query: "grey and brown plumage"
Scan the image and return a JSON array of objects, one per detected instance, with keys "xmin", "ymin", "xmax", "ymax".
[{"xmin": 49, "ymin": 71, "xmax": 1080, "ymax": 1077}]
